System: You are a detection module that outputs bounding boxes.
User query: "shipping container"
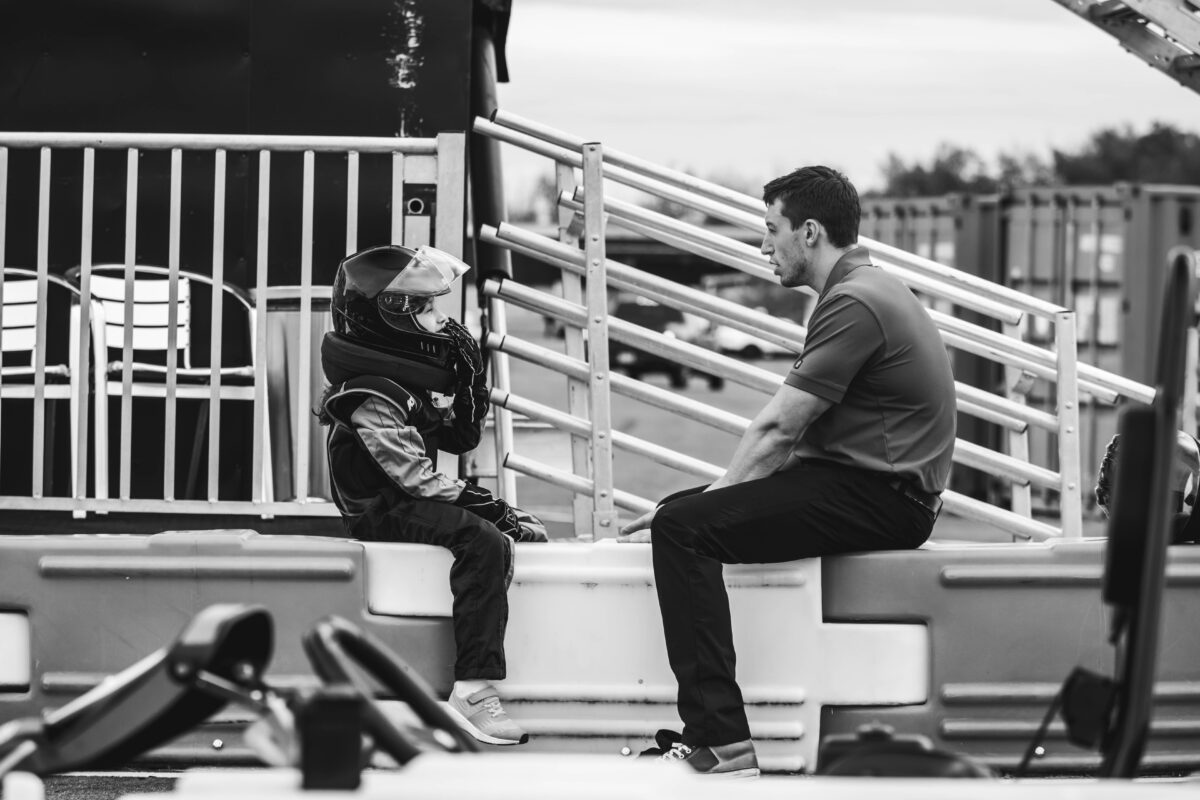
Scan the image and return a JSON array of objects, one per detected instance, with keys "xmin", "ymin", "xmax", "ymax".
[
  {"xmin": 998, "ymin": 184, "xmax": 1200, "ymax": 512},
  {"xmin": 862, "ymin": 185, "xmax": 1200, "ymax": 516},
  {"xmin": 1000, "ymin": 184, "xmax": 1200, "ymax": 384},
  {"xmin": 860, "ymin": 194, "xmax": 1004, "ymax": 503}
]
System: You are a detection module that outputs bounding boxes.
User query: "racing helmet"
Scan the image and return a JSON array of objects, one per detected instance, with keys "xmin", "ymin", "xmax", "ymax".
[{"xmin": 330, "ymin": 244, "xmax": 469, "ymax": 368}]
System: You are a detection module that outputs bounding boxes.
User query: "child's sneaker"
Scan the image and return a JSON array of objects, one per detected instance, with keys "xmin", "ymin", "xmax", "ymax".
[
  {"xmin": 659, "ymin": 739, "xmax": 760, "ymax": 777},
  {"xmin": 444, "ymin": 686, "xmax": 528, "ymax": 745}
]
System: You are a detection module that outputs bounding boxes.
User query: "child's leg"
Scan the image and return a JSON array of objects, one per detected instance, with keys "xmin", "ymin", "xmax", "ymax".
[{"xmin": 367, "ymin": 497, "xmax": 513, "ymax": 681}]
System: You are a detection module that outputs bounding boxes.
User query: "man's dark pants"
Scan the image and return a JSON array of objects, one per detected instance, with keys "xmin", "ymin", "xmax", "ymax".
[
  {"xmin": 347, "ymin": 493, "xmax": 514, "ymax": 681},
  {"xmin": 650, "ymin": 461, "xmax": 936, "ymax": 747}
]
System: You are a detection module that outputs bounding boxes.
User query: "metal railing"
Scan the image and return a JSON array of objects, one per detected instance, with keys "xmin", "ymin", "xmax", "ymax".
[
  {"xmin": 0, "ymin": 122, "xmax": 1168, "ymax": 539},
  {"xmin": 473, "ymin": 110, "xmax": 1165, "ymax": 542},
  {"xmin": 0, "ymin": 131, "xmax": 465, "ymax": 517}
]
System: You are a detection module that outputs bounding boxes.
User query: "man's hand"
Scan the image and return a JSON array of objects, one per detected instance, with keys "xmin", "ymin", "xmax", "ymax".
[{"xmin": 617, "ymin": 507, "xmax": 656, "ymax": 543}]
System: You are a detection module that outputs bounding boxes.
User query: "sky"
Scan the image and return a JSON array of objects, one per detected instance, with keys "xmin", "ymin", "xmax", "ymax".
[{"xmin": 494, "ymin": 0, "xmax": 1200, "ymax": 209}]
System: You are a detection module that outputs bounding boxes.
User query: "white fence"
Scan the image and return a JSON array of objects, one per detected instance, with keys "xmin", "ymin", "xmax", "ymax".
[{"xmin": 0, "ymin": 131, "xmax": 464, "ymax": 516}]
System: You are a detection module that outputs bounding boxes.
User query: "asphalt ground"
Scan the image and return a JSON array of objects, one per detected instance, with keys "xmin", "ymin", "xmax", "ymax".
[{"xmin": 40, "ymin": 774, "xmax": 178, "ymax": 800}]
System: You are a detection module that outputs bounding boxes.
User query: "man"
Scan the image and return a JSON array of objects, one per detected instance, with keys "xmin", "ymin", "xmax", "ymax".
[
  {"xmin": 619, "ymin": 166, "xmax": 956, "ymax": 776},
  {"xmin": 317, "ymin": 244, "xmax": 547, "ymax": 746}
]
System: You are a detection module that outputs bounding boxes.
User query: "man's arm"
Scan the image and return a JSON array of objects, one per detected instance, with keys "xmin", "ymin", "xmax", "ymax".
[
  {"xmin": 707, "ymin": 383, "xmax": 831, "ymax": 491},
  {"xmin": 619, "ymin": 384, "xmax": 830, "ymax": 538}
]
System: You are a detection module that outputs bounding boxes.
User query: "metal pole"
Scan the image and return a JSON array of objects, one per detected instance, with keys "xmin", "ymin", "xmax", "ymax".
[
  {"xmin": 582, "ymin": 144, "xmax": 616, "ymax": 539},
  {"xmin": 557, "ymin": 163, "xmax": 592, "ymax": 538},
  {"xmin": 1055, "ymin": 311, "xmax": 1083, "ymax": 538},
  {"xmin": 468, "ymin": 22, "xmax": 512, "ymax": 283},
  {"xmin": 487, "ymin": 296, "xmax": 518, "ymax": 503}
]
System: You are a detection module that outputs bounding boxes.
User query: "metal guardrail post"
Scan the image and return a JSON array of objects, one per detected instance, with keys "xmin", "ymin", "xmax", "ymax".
[
  {"xmin": 207, "ymin": 148, "xmax": 228, "ymax": 502},
  {"xmin": 118, "ymin": 149, "xmax": 138, "ymax": 502},
  {"xmin": 252, "ymin": 150, "xmax": 271, "ymax": 504},
  {"xmin": 164, "ymin": 149, "xmax": 182, "ymax": 503},
  {"xmin": 75, "ymin": 148, "xmax": 96, "ymax": 510},
  {"xmin": 1002, "ymin": 322, "xmax": 1034, "ymax": 521},
  {"xmin": 31, "ymin": 148, "xmax": 50, "ymax": 500},
  {"xmin": 436, "ymin": 132, "xmax": 468, "ymax": 484},
  {"xmin": 1055, "ymin": 311, "xmax": 1083, "ymax": 538},
  {"xmin": 582, "ymin": 143, "xmax": 616, "ymax": 539},
  {"xmin": 557, "ymin": 162, "xmax": 592, "ymax": 537},
  {"xmin": 487, "ymin": 296, "xmax": 519, "ymax": 503}
]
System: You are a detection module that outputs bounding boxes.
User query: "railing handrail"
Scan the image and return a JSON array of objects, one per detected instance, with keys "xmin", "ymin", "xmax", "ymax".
[
  {"xmin": 476, "ymin": 115, "xmax": 1070, "ymax": 322},
  {"xmin": 483, "ymin": 278, "xmax": 1070, "ymax": 498},
  {"xmin": 487, "ymin": 322, "xmax": 1062, "ymax": 543},
  {"xmin": 484, "ymin": 222, "xmax": 1063, "ymax": 434},
  {"xmin": 562, "ymin": 189, "xmax": 1027, "ymax": 327},
  {"xmin": 472, "ymin": 110, "xmax": 1168, "ymax": 541},
  {"xmin": 0, "ymin": 132, "xmax": 438, "ymax": 154},
  {"xmin": 483, "ymin": 223, "xmax": 807, "ymax": 355}
]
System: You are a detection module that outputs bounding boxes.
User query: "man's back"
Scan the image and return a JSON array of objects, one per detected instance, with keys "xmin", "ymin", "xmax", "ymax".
[{"xmin": 789, "ymin": 259, "xmax": 956, "ymax": 494}]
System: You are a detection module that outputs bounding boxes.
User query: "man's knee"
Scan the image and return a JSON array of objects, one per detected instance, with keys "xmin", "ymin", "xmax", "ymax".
[{"xmin": 652, "ymin": 499, "xmax": 699, "ymax": 549}]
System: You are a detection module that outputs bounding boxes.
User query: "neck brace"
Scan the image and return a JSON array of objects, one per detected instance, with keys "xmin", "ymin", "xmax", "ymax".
[{"xmin": 321, "ymin": 332, "xmax": 456, "ymax": 394}]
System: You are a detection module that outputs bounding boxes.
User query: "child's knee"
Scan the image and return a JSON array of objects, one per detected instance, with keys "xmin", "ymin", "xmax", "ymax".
[{"xmin": 456, "ymin": 521, "xmax": 513, "ymax": 572}]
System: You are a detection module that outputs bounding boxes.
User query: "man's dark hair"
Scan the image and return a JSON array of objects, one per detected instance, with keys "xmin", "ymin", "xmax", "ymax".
[{"xmin": 762, "ymin": 166, "xmax": 860, "ymax": 248}]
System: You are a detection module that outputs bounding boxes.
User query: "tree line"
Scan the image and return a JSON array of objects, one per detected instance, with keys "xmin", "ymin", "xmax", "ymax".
[
  {"xmin": 511, "ymin": 121, "xmax": 1200, "ymax": 220},
  {"xmin": 876, "ymin": 121, "xmax": 1200, "ymax": 197}
]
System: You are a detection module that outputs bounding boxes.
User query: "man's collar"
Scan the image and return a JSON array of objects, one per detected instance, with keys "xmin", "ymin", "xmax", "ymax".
[{"xmin": 819, "ymin": 245, "xmax": 873, "ymax": 300}]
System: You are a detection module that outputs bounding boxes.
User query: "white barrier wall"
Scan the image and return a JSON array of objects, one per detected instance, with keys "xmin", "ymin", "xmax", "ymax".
[{"xmin": 365, "ymin": 541, "xmax": 928, "ymax": 772}]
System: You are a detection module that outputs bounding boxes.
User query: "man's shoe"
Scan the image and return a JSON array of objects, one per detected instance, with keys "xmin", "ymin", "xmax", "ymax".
[
  {"xmin": 444, "ymin": 686, "xmax": 529, "ymax": 746},
  {"xmin": 659, "ymin": 739, "xmax": 760, "ymax": 778}
]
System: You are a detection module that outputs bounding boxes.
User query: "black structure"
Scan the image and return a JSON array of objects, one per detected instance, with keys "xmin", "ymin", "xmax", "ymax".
[
  {"xmin": 0, "ymin": 0, "xmax": 480, "ymax": 287},
  {"xmin": 1015, "ymin": 247, "xmax": 1197, "ymax": 777},
  {"xmin": 1096, "ymin": 248, "xmax": 1195, "ymax": 776},
  {"xmin": 0, "ymin": 604, "xmax": 272, "ymax": 777},
  {"xmin": 0, "ymin": 0, "xmax": 508, "ymax": 501}
]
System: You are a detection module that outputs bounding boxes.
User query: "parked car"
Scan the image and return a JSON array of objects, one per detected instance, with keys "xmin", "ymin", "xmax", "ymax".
[
  {"xmin": 708, "ymin": 317, "xmax": 797, "ymax": 360},
  {"xmin": 698, "ymin": 273, "xmax": 811, "ymax": 359},
  {"xmin": 608, "ymin": 298, "xmax": 724, "ymax": 390}
]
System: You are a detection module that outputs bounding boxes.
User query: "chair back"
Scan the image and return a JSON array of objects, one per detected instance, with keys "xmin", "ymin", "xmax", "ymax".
[
  {"xmin": 87, "ymin": 270, "xmax": 192, "ymax": 363},
  {"xmin": 0, "ymin": 278, "xmax": 45, "ymax": 355},
  {"xmin": 0, "ymin": 269, "xmax": 81, "ymax": 369}
]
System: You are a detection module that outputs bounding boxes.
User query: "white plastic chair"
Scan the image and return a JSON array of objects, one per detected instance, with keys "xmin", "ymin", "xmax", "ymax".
[
  {"xmin": 67, "ymin": 265, "xmax": 270, "ymax": 501},
  {"xmin": 0, "ymin": 268, "xmax": 108, "ymax": 502}
]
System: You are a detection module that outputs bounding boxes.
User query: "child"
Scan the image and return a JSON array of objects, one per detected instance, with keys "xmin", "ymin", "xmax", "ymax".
[{"xmin": 318, "ymin": 244, "xmax": 545, "ymax": 745}]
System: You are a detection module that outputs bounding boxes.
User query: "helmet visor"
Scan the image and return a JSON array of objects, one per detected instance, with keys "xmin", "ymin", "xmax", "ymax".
[{"xmin": 378, "ymin": 246, "xmax": 470, "ymax": 321}]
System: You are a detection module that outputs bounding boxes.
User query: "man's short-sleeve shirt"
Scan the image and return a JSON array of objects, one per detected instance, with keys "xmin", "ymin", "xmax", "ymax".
[{"xmin": 784, "ymin": 246, "xmax": 956, "ymax": 494}]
